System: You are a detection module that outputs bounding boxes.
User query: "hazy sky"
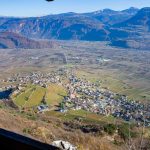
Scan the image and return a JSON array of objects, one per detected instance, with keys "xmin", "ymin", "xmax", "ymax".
[{"xmin": 0, "ymin": 0, "xmax": 150, "ymax": 17}]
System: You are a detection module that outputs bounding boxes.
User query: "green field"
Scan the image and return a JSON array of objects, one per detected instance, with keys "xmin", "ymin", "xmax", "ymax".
[
  {"xmin": 13, "ymin": 85, "xmax": 36, "ymax": 107},
  {"xmin": 24, "ymin": 86, "xmax": 46, "ymax": 108},
  {"xmin": 46, "ymin": 109, "xmax": 121, "ymax": 124},
  {"xmin": 12, "ymin": 84, "xmax": 67, "ymax": 108}
]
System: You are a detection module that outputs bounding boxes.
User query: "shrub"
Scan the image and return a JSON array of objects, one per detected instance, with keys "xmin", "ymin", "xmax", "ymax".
[
  {"xmin": 104, "ymin": 124, "xmax": 117, "ymax": 135},
  {"xmin": 118, "ymin": 123, "xmax": 137, "ymax": 140},
  {"xmin": 23, "ymin": 128, "xmax": 32, "ymax": 134},
  {"xmin": 26, "ymin": 113, "xmax": 37, "ymax": 120}
]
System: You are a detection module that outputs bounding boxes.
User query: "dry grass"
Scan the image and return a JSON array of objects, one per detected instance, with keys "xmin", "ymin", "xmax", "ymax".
[
  {"xmin": 0, "ymin": 108, "xmax": 117, "ymax": 149},
  {"xmin": 0, "ymin": 107, "xmax": 149, "ymax": 150}
]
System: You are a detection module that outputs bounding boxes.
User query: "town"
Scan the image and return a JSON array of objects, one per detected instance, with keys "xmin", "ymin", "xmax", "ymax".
[{"xmin": 1, "ymin": 68, "xmax": 150, "ymax": 127}]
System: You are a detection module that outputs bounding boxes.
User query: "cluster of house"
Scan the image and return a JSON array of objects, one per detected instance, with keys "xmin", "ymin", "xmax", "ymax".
[
  {"xmin": 5, "ymin": 72, "xmax": 62, "ymax": 88},
  {"xmin": 61, "ymin": 75, "xmax": 150, "ymax": 126},
  {"xmin": 37, "ymin": 104, "xmax": 49, "ymax": 113},
  {"xmin": 1, "ymin": 69, "xmax": 150, "ymax": 126}
]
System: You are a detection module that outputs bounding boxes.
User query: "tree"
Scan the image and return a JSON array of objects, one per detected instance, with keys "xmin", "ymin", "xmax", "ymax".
[{"xmin": 60, "ymin": 102, "xmax": 65, "ymax": 110}]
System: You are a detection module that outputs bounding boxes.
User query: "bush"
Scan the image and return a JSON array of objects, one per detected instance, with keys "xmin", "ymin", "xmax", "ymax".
[
  {"xmin": 104, "ymin": 124, "xmax": 117, "ymax": 135},
  {"xmin": 26, "ymin": 113, "xmax": 37, "ymax": 120},
  {"xmin": 23, "ymin": 128, "xmax": 32, "ymax": 134},
  {"xmin": 118, "ymin": 123, "xmax": 137, "ymax": 140}
]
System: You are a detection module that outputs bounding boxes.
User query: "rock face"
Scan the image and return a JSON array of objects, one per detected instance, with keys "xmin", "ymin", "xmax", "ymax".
[
  {"xmin": 52, "ymin": 140, "xmax": 77, "ymax": 150},
  {"xmin": 0, "ymin": 32, "xmax": 55, "ymax": 49},
  {"xmin": 0, "ymin": 7, "xmax": 149, "ymax": 50}
]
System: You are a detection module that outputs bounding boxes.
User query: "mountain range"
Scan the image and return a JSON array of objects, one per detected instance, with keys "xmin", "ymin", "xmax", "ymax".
[{"xmin": 0, "ymin": 7, "xmax": 149, "ymax": 50}]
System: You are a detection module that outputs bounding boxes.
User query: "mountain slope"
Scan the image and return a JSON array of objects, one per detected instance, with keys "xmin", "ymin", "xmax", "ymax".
[
  {"xmin": 0, "ymin": 15, "xmax": 108, "ymax": 41},
  {"xmin": 0, "ymin": 8, "xmax": 149, "ymax": 50},
  {"xmin": 110, "ymin": 7, "xmax": 150, "ymax": 50},
  {"xmin": 0, "ymin": 32, "xmax": 54, "ymax": 49},
  {"xmin": 115, "ymin": 7, "xmax": 150, "ymax": 28},
  {"xmin": 0, "ymin": 8, "xmax": 138, "ymax": 41},
  {"xmin": 85, "ymin": 7, "xmax": 139, "ymax": 25}
]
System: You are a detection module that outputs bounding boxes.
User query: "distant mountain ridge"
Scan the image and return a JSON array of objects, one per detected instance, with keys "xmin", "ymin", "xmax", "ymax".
[
  {"xmin": 85, "ymin": 7, "xmax": 139, "ymax": 25},
  {"xmin": 110, "ymin": 7, "xmax": 150, "ymax": 50},
  {"xmin": 0, "ymin": 7, "xmax": 139, "ymax": 41},
  {"xmin": 0, "ymin": 32, "xmax": 55, "ymax": 49},
  {"xmin": 0, "ymin": 7, "xmax": 150, "ymax": 50}
]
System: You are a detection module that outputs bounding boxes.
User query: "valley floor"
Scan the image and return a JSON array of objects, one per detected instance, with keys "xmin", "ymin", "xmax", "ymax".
[{"xmin": 0, "ymin": 41, "xmax": 150, "ymax": 149}]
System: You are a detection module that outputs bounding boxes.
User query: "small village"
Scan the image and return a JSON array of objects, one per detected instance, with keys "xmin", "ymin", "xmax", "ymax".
[
  {"xmin": 1, "ymin": 68, "xmax": 150, "ymax": 127},
  {"xmin": 62, "ymin": 75, "xmax": 150, "ymax": 126}
]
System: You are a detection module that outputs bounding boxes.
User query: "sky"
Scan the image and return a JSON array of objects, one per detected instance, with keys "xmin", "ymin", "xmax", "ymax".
[{"xmin": 0, "ymin": 0, "xmax": 150, "ymax": 17}]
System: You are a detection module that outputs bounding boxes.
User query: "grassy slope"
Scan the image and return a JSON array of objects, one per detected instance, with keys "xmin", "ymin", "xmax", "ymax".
[
  {"xmin": 46, "ymin": 110, "xmax": 119, "ymax": 124},
  {"xmin": 0, "ymin": 107, "xmax": 124, "ymax": 150}
]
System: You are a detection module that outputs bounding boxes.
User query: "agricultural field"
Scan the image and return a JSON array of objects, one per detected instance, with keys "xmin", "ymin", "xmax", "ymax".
[
  {"xmin": 24, "ymin": 86, "xmax": 46, "ymax": 108},
  {"xmin": 12, "ymin": 84, "xmax": 67, "ymax": 108},
  {"xmin": 12, "ymin": 85, "xmax": 36, "ymax": 107},
  {"xmin": 45, "ymin": 84, "xmax": 67, "ymax": 106}
]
